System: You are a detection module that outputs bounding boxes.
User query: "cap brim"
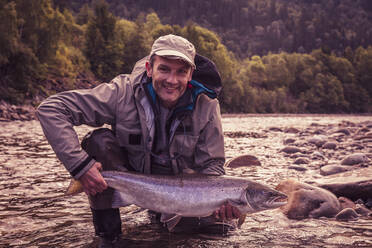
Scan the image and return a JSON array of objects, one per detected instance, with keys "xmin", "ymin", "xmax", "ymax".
[{"xmin": 154, "ymin": 50, "xmax": 196, "ymax": 68}]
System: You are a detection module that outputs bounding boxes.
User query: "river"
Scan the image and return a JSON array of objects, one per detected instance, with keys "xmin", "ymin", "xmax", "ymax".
[{"xmin": 0, "ymin": 114, "xmax": 371, "ymax": 247}]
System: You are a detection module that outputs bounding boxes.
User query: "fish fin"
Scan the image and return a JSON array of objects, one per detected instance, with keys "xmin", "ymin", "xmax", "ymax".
[
  {"xmin": 65, "ymin": 179, "xmax": 84, "ymax": 195},
  {"xmin": 111, "ymin": 190, "xmax": 131, "ymax": 208},
  {"xmin": 227, "ymin": 199, "xmax": 247, "ymax": 208},
  {"xmin": 160, "ymin": 214, "xmax": 182, "ymax": 232},
  {"xmin": 237, "ymin": 214, "xmax": 247, "ymax": 228}
]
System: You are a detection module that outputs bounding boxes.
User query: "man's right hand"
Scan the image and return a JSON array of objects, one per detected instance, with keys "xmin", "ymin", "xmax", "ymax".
[{"xmin": 79, "ymin": 162, "xmax": 107, "ymax": 196}]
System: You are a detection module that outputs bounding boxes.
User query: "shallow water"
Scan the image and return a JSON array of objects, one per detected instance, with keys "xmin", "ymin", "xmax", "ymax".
[{"xmin": 0, "ymin": 114, "xmax": 371, "ymax": 248}]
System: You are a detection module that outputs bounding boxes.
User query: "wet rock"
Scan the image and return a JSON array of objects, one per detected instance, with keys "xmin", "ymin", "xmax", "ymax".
[
  {"xmin": 269, "ymin": 127, "xmax": 283, "ymax": 132},
  {"xmin": 225, "ymin": 154, "xmax": 261, "ymax": 168},
  {"xmin": 338, "ymin": 197, "xmax": 356, "ymax": 209},
  {"xmin": 285, "ymin": 127, "xmax": 300, "ymax": 133},
  {"xmin": 288, "ymin": 165, "xmax": 307, "ymax": 171},
  {"xmin": 320, "ymin": 164, "xmax": 350, "ymax": 176},
  {"xmin": 336, "ymin": 208, "xmax": 359, "ymax": 221},
  {"xmin": 308, "ymin": 136, "xmax": 327, "ymax": 147},
  {"xmin": 284, "ymin": 138, "xmax": 296, "ymax": 145},
  {"xmin": 334, "ymin": 128, "xmax": 351, "ymax": 136},
  {"xmin": 355, "ymin": 199, "xmax": 364, "ymax": 205},
  {"xmin": 341, "ymin": 153, "xmax": 369, "ymax": 165},
  {"xmin": 365, "ymin": 199, "xmax": 372, "ymax": 209},
  {"xmin": 354, "ymin": 131, "xmax": 372, "ymax": 141},
  {"xmin": 294, "ymin": 158, "xmax": 309, "ymax": 164},
  {"xmin": 315, "ymin": 167, "xmax": 372, "ymax": 201},
  {"xmin": 322, "ymin": 142, "xmax": 337, "ymax": 150},
  {"xmin": 354, "ymin": 204, "xmax": 371, "ymax": 216},
  {"xmin": 281, "ymin": 146, "xmax": 302, "ymax": 154},
  {"xmin": 311, "ymin": 151, "xmax": 326, "ymax": 160},
  {"xmin": 276, "ymin": 179, "xmax": 340, "ymax": 220}
]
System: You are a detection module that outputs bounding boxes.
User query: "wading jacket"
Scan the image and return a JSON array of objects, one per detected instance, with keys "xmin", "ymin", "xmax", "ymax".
[{"xmin": 37, "ymin": 54, "xmax": 225, "ymax": 179}]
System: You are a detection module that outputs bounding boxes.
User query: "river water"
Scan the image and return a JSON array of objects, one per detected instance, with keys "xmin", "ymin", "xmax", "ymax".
[{"xmin": 0, "ymin": 114, "xmax": 371, "ymax": 247}]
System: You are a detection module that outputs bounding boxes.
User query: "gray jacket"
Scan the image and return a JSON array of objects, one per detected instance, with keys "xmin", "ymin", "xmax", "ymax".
[{"xmin": 37, "ymin": 55, "xmax": 225, "ymax": 179}]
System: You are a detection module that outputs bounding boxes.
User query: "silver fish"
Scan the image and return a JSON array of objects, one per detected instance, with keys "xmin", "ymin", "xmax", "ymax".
[{"xmin": 101, "ymin": 170, "xmax": 287, "ymax": 229}]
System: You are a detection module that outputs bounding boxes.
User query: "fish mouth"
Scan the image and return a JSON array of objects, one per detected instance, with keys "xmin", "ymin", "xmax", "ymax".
[{"xmin": 269, "ymin": 195, "xmax": 288, "ymax": 208}]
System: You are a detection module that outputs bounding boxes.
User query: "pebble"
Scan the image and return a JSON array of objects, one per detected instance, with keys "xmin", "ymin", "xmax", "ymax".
[
  {"xmin": 294, "ymin": 158, "xmax": 309, "ymax": 164},
  {"xmin": 308, "ymin": 136, "xmax": 327, "ymax": 147},
  {"xmin": 320, "ymin": 164, "xmax": 349, "ymax": 176},
  {"xmin": 336, "ymin": 208, "xmax": 359, "ymax": 221},
  {"xmin": 341, "ymin": 153, "xmax": 369, "ymax": 165},
  {"xmin": 281, "ymin": 146, "xmax": 302, "ymax": 154},
  {"xmin": 284, "ymin": 138, "xmax": 296, "ymax": 145},
  {"xmin": 322, "ymin": 142, "xmax": 337, "ymax": 150}
]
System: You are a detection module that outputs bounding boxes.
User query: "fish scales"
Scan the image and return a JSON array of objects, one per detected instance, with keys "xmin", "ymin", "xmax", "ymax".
[{"xmin": 102, "ymin": 171, "xmax": 285, "ymax": 217}]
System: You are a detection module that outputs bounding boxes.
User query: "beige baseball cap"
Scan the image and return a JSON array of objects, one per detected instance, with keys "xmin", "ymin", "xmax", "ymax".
[{"xmin": 150, "ymin": 34, "xmax": 196, "ymax": 68}]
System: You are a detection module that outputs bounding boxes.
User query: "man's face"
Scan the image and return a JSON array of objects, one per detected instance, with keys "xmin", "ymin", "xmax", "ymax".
[{"xmin": 146, "ymin": 56, "xmax": 193, "ymax": 108}]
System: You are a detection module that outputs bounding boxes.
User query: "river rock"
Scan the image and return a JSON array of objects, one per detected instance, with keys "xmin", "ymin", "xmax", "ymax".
[
  {"xmin": 281, "ymin": 146, "xmax": 302, "ymax": 154},
  {"xmin": 308, "ymin": 135, "xmax": 327, "ymax": 147},
  {"xmin": 335, "ymin": 208, "xmax": 359, "ymax": 221},
  {"xmin": 269, "ymin": 127, "xmax": 283, "ymax": 132},
  {"xmin": 288, "ymin": 165, "xmax": 307, "ymax": 171},
  {"xmin": 312, "ymin": 151, "xmax": 326, "ymax": 160},
  {"xmin": 354, "ymin": 204, "xmax": 371, "ymax": 216},
  {"xmin": 285, "ymin": 127, "xmax": 300, "ymax": 133},
  {"xmin": 354, "ymin": 131, "xmax": 372, "ymax": 141},
  {"xmin": 338, "ymin": 197, "xmax": 356, "ymax": 209},
  {"xmin": 320, "ymin": 164, "xmax": 350, "ymax": 176},
  {"xmin": 284, "ymin": 138, "xmax": 296, "ymax": 145},
  {"xmin": 275, "ymin": 179, "xmax": 341, "ymax": 220},
  {"xmin": 294, "ymin": 157, "xmax": 309, "ymax": 164},
  {"xmin": 322, "ymin": 142, "xmax": 337, "ymax": 150},
  {"xmin": 225, "ymin": 154, "xmax": 261, "ymax": 168},
  {"xmin": 341, "ymin": 153, "xmax": 369, "ymax": 165},
  {"xmin": 334, "ymin": 128, "xmax": 351, "ymax": 136},
  {"xmin": 315, "ymin": 167, "xmax": 372, "ymax": 201}
]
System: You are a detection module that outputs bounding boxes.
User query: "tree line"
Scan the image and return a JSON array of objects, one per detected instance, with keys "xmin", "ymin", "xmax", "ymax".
[{"xmin": 0, "ymin": 0, "xmax": 371, "ymax": 113}]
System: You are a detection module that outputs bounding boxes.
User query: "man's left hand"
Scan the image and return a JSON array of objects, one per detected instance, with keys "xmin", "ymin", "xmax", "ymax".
[{"xmin": 214, "ymin": 202, "xmax": 241, "ymax": 220}]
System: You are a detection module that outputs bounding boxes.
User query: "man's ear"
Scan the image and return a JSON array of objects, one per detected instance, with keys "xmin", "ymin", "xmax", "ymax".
[{"xmin": 145, "ymin": 61, "xmax": 152, "ymax": 77}]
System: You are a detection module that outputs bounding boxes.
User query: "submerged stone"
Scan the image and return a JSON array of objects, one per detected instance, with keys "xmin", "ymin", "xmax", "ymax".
[
  {"xmin": 315, "ymin": 167, "xmax": 372, "ymax": 201},
  {"xmin": 320, "ymin": 164, "xmax": 349, "ymax": 176}
]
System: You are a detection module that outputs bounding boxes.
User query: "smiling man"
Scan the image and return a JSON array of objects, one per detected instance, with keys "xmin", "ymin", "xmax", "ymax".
[{"xmin": 37, "ymin": 34, "xmax": 240, "ymax": 248}]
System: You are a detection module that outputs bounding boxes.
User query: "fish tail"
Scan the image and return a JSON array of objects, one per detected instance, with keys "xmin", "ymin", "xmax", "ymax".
[{"xmin": 66, "ymin": 179, "xmax": 84, "ymax": 195}]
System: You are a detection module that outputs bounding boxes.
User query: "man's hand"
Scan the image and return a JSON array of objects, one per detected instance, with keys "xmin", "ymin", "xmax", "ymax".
[
  {"xmin": 214, "ymin": 202, "xmax": 241, "ymax": 220},
  {"xmin": 79, "ymin": 162, "xmax": 107, "ymax": 196}
]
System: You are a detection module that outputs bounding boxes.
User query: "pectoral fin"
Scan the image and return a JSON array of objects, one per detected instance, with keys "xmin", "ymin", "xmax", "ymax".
[
  {"xmin": 160, "ymin": 213, "xmax": 183, "ymax": 231},
  {"xmin": 237, "ymin": 214, "xmax": 247, "ymax": 228}
]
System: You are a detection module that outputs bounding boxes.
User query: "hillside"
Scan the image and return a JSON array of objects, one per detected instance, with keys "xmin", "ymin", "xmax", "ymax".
[
  {"xmin": 0, "ymin": 0, "xmax": 371, "ymax": 115},
  {"xmin": 56, "ymin": 0, "xmax": 372, "ymax": 58}
]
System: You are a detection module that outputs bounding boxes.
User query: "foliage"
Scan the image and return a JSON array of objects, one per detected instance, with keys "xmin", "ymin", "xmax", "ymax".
[{"xmin": 0, "ymin": 0, "xmax": 371, "ymax": 113}]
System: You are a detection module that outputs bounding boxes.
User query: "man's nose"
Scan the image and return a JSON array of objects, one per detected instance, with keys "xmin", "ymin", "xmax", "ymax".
[{"xmin": 167, "ymin": 72, "xmax": 177, "ymax": 84}]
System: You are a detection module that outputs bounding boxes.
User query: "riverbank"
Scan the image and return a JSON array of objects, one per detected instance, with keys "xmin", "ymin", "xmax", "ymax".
[{"xmin": 0, "ymin": 100, "xmax": 36, "ymax": 121}]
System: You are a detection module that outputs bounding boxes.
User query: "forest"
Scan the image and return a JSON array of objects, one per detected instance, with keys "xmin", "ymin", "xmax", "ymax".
[{"xmin": 0, "ymin": 0, "xmax": 371, "ymax": 113}]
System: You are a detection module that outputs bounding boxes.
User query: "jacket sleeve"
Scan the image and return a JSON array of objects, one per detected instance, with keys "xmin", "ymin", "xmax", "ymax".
[
  {"xmin": 36, "ymin": 79, "xmax": 122, "ymax": 179},
  {"xmin": 195, "ymin": 100, "xmax": 225, "ymax": 176}
]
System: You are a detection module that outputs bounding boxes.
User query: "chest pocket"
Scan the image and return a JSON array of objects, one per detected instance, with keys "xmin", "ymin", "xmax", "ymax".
[
  {"xmin": 116, "ymin": 121, "xmax": 143, "ymax": 152},
  {"xmin": 172, "ymin": 134, "xmax": 199, "ymax": 157}
]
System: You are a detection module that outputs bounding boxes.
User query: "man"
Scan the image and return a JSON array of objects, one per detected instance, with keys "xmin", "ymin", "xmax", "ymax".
[{"xmin": 37, "ymin": 34, "xmax": 240, "ymax": 247}]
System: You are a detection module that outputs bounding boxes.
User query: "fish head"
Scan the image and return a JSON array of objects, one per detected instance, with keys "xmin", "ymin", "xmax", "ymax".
[{"xmin": 243, "ymin": 182, "xmax": 287, "ymax": 212}]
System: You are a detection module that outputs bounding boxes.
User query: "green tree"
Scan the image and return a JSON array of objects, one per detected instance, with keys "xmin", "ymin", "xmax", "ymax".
[{"xmin": 85, "ymin": 0, "xmax": 124, "ymax": 81}]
